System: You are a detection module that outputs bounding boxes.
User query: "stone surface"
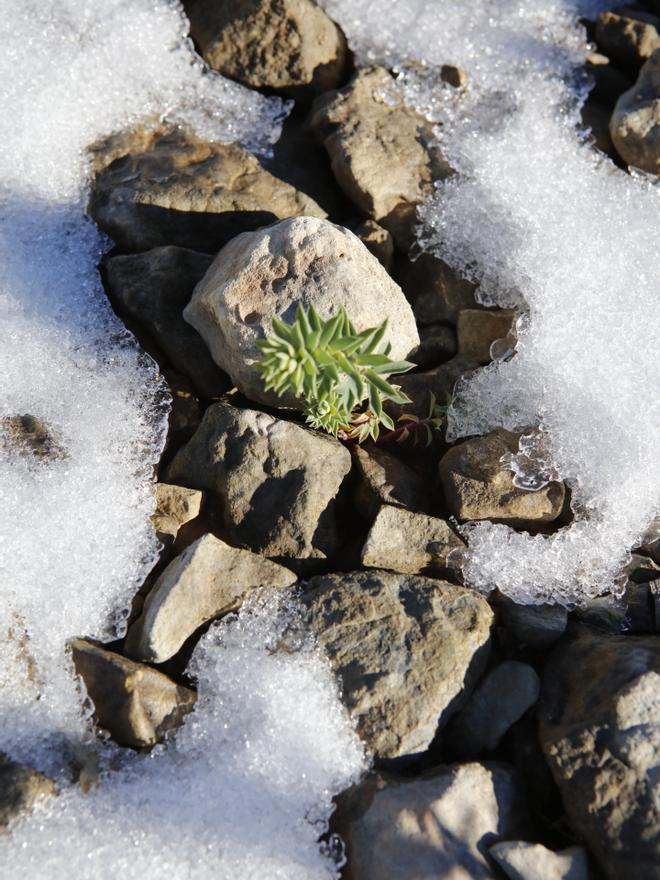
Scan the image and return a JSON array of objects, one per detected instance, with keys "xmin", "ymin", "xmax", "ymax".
[
  {"xmin": 184, "ymin": 216, "xmax": 419, "ymax": 408},
  {"xmin": 457, "ymin": 308, "xmax": 517, "ymax": 365},
  {"xmin": 151, "ymin": 483, "xmax": 204, "ymax": 541},
  {"xmin": 298, "ymin": 569, "xmax": 493, "ymax": 758},
  {"xmin": 339, "ymin": 763, "xmax": 526, "ymax": 880},
  {"xmin": 186, "ymin": 0, "xmax": 348, "ymax": 101},
  {"xmin": 162, "ymin": 370, "xmax": 202, "ymax": 445},
  {"xmin": 351, "ymin": 444, "xmax": 429, "ymax": 521},
  {"xmin": 444, "ymin": 661, "xmax": 541, "ymax": 757},
  {"xmin": 595, "ymin": 11, "xmax": 660, "ymax": 70},
  {"xmin": 70, "ymin": 640, "xmax": 196, "ymax": 749},
  {"xmin": 412, "ymin": 323, "xmax": 457, "ymax": 368},
  {"xmin": 89, "ymin": 131, "xmax": 325, "ymax": 253},
  {"xmin": 0, "ymin": 754, "xmax": 56, "ymax": 831},
  {"xmin": 361, "ymin": 505, "xmax": 465, "ymax": 577},
  {"xmin": 393, "ymin": 252, "xmax": 478, "ymax": 325},
  {"xmin": 540, "ymin": 626, "xmax": 660, "ymax": 880},
  {"xmin": 105, "ymin": 247, "xmax": 228, "ymax": 399},
  {"xmin": 309, "ymin": 67, "xmax": 450, "ymax": 248},
  {"xmin": 126, "ymin": 534, "xmax": 296, "ymax": 663},
  {"xmin": 164, "ymin": 401, "xmax": 352, "ymax": 564},
  {"xmin": 498, "ymin": 598, "xmax": 568, "ymax": 647},
  {"xmin": 353, "ymin": 219, "xmax": 394, "ymax": 270},
  {"xmin": 581, "ymin": 99, "xmax": 618, "ymax": 157},
  {"xmin": 393, "ymin": 354, "xmax": 478, "ymax": 421},
  {"xmin": 610, "ymin": 48, "xmax": 660, "ymax": 174},
  {"xmin": 1, "ymin": 414, "xmax": 67, "ymax": 463},
  {"xmin": 438, "ymin": 429, "xmax": 566, "ymax": 525},
  {"xmin": 489, "ymin": 841, "xmax": 589, "ymax": 880}
]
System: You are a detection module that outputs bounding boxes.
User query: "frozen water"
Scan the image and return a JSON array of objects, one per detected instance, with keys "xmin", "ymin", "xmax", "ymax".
[{"xmin": 320, "ymin": 0, "xmax": 660, "ymax": 605}]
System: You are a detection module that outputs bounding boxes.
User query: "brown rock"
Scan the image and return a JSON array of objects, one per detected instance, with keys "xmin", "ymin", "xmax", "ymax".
[
  {"xmin": 412, "ymin": 323, "xmax": 457, "ymax": 368},
  {"xmin": 457, "ymin": 308, "xmax": 517, "ymax": 365},
  {"xmin": 151, "ymin": 483, "xmax": 204, "ymax": 541},
  {"xmin": 610, "ymin": 48, "xmax": 660, "ymax": 174},
  {"xmin": 393, "ymin": 251, "xmax": 478, "ymax": 324},
  {"xmin": 352, "ymin": 444, "xmax": 429, "ymax": 521},
  {"xmin": 393, "ymin": 354, "xmax": 479, "ymax": 421},
  {"xmin": 1, "ymin": 414, "xmax": 67, "ymax": 463},
  {"xmin": 595, "ymin": 11, "xmax": 660, "ymax": 70},
  {"xmin": 0, "ymin": 754, "xmax": 56, "ymax": 831},
  {"xmin": 353, "ymin": 219, "xmax": 394, "ymax": 270}
]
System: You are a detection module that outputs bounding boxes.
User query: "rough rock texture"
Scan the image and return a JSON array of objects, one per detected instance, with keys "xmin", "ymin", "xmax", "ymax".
[
  {"xmin": 361, "ymin": 505, "xmax": 465, "ymax": 577},
  {"xmin": 0, "ymin": 754, "xmax": 56, "ymax": 831},
  {"xmin": 394, "ymin": 355, "xmax": 478, "ymax": 421},
  {"xmin": 151, "ymin": 483, "xmax": 204, "ymax": 541},
  {"xmin": 438, "ymin": 429, "xmax": 566, "ymax": 524},
  {"xmin": 1, "ymin": 414, "xmax": 67, "ymax": 463},
  {"xmin": 457, "ymin": 308, "xmax": 517, "ymax": 365},
  {"xmin": 351, "ymin": 444, "xmax": 429, "ymax": 521},
  {"xmin": 126, "ymin": 534, "xmax": 296, "ymax": 663},
  {"xmin": 413, "ymin": 323, "xmax": 457, "ymax": 368},
  {"xmin": 89, "ymin": 132, "xmax": 325, "ymax": 253},
  {"xmin": 539, "ymin": 627, "xmax": 660, "ymax": 880},
  {"xmin": 489, "ymin": 842, "xmax": 589, "ymax": 880},
  {"xmin": 444, "ymin": 661, "xmax": 541, "ymax": 757},
  {"xmin": 186, "ymin": 0, "xmax": 348, "ymax": 101},
  {"xmin": 299, "ymin": 570, "xmax": 493, "ymax": 758},
  {"xmin": 309, "ymin": 67, "xmax": 451, "ymax": 248},
  {"xmin": 498, "ymin": 598, "xmax": 568, "ymax": 648},
  {"xmin": 164, "ymin": 401, "xmax": 352, "ymax": 564},
  {"xmin": 184, "ymin": 216, "xmax": 419, "ymax": 408},
  {"xmin": 394, "ymin": 252, "xmax": 478, "ymax": 325},
  {"xmin": 595, "ymin": 11, "xmax": 660, "ymax": 70},
  {"xmin": 339, "ymin": 763, "xmax": 527, "ymax": 880},
  {"xmin": 105, "ymin": 247, "xmax": 227, "ymax": 399},
  {"xmin": 353, "ymin": 219, "xmax": 394, "ymax": 270},
  {"xmin": 610, "ymin": 49, "xmax": 660, "ymax": 175},
  {"xmin": 70, "ymin": 640, "xmax": 196, "ymax": 749}
]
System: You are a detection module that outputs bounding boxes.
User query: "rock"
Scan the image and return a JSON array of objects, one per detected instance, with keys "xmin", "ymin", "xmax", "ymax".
[
  {"xmin": 186, "ymin": 0, "xmax": 348, "ymax": 101},
  {"xmin": 394, "ymin": 354, "xmax": 479, "ymax": 421},
  {"xmin": 539, "ymin": 627, "xmax": 660, "ymax": 880},
  {"xmin": 581, "ymin": 99, "xmax": 619, "ymax": 157},
  {"xmin": 498, "ymin": 598, "xmax": 568, "ymax": 648},
  {"xmin": 70, "ymin": 640, "xmax": 196, "ymax": 748},
  {"xmin": 308, "ymin": 67, "xmax": 451, "ymax": 249},
  {"xmin": 162, "ymin": 370, "xmax": 202, "ymax": 445},
  {"xmin": 164, "ymin": 401, "xmax": 352, "ymax": 564},
  {"xmin": 184, "ymin": 216, "xmax": 419, "ymax": 408},
  {"xmin": 361, "ymin": 505, "xmax": 465, "ymax": 577},
  {"xmin": 151, "ymin": 483, "xmax": 203, "ymax": 541},
  {"xmin": 89, "ymin": 131, "xmax": 325, "ymax": 253},
  {"xmin": 353, "ymin": 219, "xmax": 394, "ymax": 270},
  {"xmin": 393, "ymin": 252, "xmax": 478, "ymax": 324},
  {"xmin": 438, "ymin": 429, "xmax": 566, "ymax": 525},
  {"xmin": 610, "ymin": 49, "xmax": 660, "ymax": 174},
  {"xmin": 444, "ymin": 661, "xmax": 541, "ymax": 757},
  {"xmin": 1, "ymin": 414, "xmax": 67, "ymax": 463},
  {"xmin": 0, "ymin": 754, "xmax": 56, "ymax": 831},
  {"xmin": 87, "ymin": 125, "xmax": 163, "ymax": 175},
  {"xmin": 105, "ymin": 247, "xmax": 229, "ymax": 399},
  {"xmin": 595, "ymin": 11, "xmax": 660, "ymax": 70},
  {"xmin": 126, "ymin": 534, "xmax": 296, "ymax": 663},
  {"xmin": 412, "ymin": 323, "xmax": 457, "ymax": 368},
  {"xmin": 339, "ymin": 763, "xmax": 527, "ymax": 880},
  {"xmin": 298, "ymin": 569, "xmax": 493, "ymax": 758},
  {"xmin": 638, "ymin": 514, "xmax": 660, "ymax": 564},
  {"xmin": 457, "ymin": 308, "xmax": 517, "ymax": 365},
  {"xmin": 352, "ymin": 444, "xmax": 429, "ymax": 521},
  {"xmin": 489, "ymin": 841, "xmax": 589, "ymax": 880}
]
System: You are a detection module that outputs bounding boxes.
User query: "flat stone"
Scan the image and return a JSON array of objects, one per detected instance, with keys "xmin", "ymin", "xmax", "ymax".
[
  {"xmin": 595, "ymin": 11, "xmax": 660, "ymax": 70},
  {"xmin": 1, "ymin": 414, "xmax": 67, "ymax": 463},
  {"xmin": 393, "ymin": 252, "xmax": 478, "ymax": 325},
  {"xmin": 184, "ymin": 216, "xmax": 419, "ymax": 409},
  {"xmin": 498, "ymin": 598, "xmax": 568, "ymax": 647},
  {"xmin": 0, "ymin": 754, "xmax": 56, "ymax": 831},
  {"xmin": 457, "ymin": 308, "xmax": 517, "ymax": 365},
  {"xmin": 89, "ymin": 131, "xmax": 325, "ymax": 253},
  {"xmin": 151, "ymin": 483, "xmax": 204, "ymax": 541},
  {"xmin": 610, "ymin": 48, "xmax": 660, "ymax": 175},
  {"xmin": 489, "ymin": 841, "xmax": 589, "ymax": 880},
  {"xmin": 540, "ymin": 626, "xmax": 660, "ymax": 880},
  {"xmin": 353, "ymin": 219, "xmax": 394, "ymax": 270},
  {"xmin": 361, "ymin": 505, "xmax": 465, "ymax": 577},
  {"xmin": 438, "ymin": 429, "xmax": 566, "ymax": 525},
  {"xmin": 126, "ymin": 534, "xmax": 296, "ymax": 663},
  {"xmin": 186, "ymin": 0, "xmax": 348, "ymax": 101},
  {"xmin": 164, "ymin": 401, "xmax": 352, "ymax": 564},
  {"xmin": 70, "ymin": 640, "xmax": 196, "ymax": 748},
  {"xmin": 351, "ymin": 444, "xmax": 429, "ymax": 521},
  {"xmin": 298, "ymin": 569, "xmax": 493, "ymax": 758}
]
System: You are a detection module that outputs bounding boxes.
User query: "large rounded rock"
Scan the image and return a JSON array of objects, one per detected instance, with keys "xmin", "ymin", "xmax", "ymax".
[
  {"xmin": 184, "ymin": 216, "xmax": 420, "ymax": 408},
  {"xmin": 610, "ymin": 49, "xmax": 660, "ymax": 175}
]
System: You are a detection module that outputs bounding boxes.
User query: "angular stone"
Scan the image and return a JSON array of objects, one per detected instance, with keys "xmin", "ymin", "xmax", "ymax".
[
  {"xmin": 438, "ymin": 429, "xmax": 566, "ymax": 525},
  {"xmin": 352, "ymin": 444, "xmax": 429, "ymax": 521},
  {"xmin": 489, "ymin": 841, "xmax": 589, "ymax": 880},
  {"xmin": 457, "ymin": 308, "xmax": 517, "ymax": 365},
  {"xmin": 89, "ymin": 131, "xmax": 325, "ymax": 253},
  {"xmin": 444, "ymin": 661, "xmax": 541, "ymax": 757},
  {"xmin": 540, "ymin": 627, "xmax": 660, "ymax": 880},
  {"xmin": 0, "ymin": 754, "xmax": 56, "ymax": 831},
  {"xmin": 309, "ymin": 67, "xmax": 451, "ymax": 248},
  {"xmin": 126, "ymin": 534, "xmax": 296, "ymax": 663},
  {"xmin": 184, "ymin": 216, "xmax": 419, "ymax": 408},
  {"xmin": 610, "ymin": 49, "xmax": 660, "ymax": 175},
  {"xmin": 186, "ymin": 0, "xmax": 348, "ymax": 101},
  {"xmin": 105, "ymin": 247, "xmax": 228, "ymax": 399},
  {"xmin": 595, "ymin": 11, "xmax": 660, "ymax": 70},
  {"xmin": 1, "ymin": 414, "xmax": 67, "ymax": 463},
  {"xmin": 299, "ymin": 570, "xmax": 493, "ymax": 758},
  {"xmin": 151, "ymin": 483, "xmax": 203, "ymax": 541},
  {"xmin": 498, "ymin": 598, "xmax": 568, "ymax": 648},
  {"xmin": 361, "ymin": 505, "xmax": 465, "ymax": 577},
  {"xmin": 394, "ymin": 252, "xmax": 478, "ymax": 325},
  {"xmin": 413, "ymin": 323, "xmax": 457, "ymax": 368},
  {"xmin": 339, "ymin": 763, "xmax": 526, "ymax": 880},
  {"xmin": 70, "ymin": 640, "xmax": 196, "ymax": 748},
  {"xmin": 164, "ymin": 402, "xmax": 352, "ymax": 564},
  {"xmin": 353, "ymin": 219, "xmax": 394, "ymax": 270}
]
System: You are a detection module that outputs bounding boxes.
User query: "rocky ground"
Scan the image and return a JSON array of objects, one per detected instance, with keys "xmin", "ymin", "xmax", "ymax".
[{"xmin": 3, "ymin": 2, "xmax": 660, "ymax": 879}]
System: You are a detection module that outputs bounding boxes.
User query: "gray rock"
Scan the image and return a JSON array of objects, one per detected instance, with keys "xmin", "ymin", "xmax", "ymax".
[
  {"xmin": 540, "ymin": 627, "xmax": 660, "ymax": 880},
  {"xmin": 309, "ymin": 67, "xmax": 451, "ymax": 248},
  {"xmin": 351, "ymin": 444, "xmax": 429, "ymax": 521},
  {"xmin": 595, "ymin": 11, "xmax": 660, "ymax": 70},
  {"xmin": 126, "ymin": 534, "xmax": 296, "ymax": 663},
  {"xmin": 164, "ymin": 401, "xmax": 352, "ymax": 564},
  {"xmin": 184, "ymin": 216, "xmax": 419, "ymax": 409},
  {"xmin": 394, "ymin": 252, "xmax": 478, "ymax": 325},
  {"xmin": 610, "ymin": 49, "xmax": 660, "ymax": 175},
  {"xmin": 151, "ymin": 483, "xmax": 204, "ymax": 542},
  {"xmin": 353, "ymin": 219, "xmax": 394, "ymax": 270},
  {"xmin": 413, "ymin": 323, "xmax": 457, "ymax": 368},
  {"xmin": 498, "ymin": 598, "xmax": 568, "ymax": 647},
  {"xmin": 1, "ymin": 414, "xmax": 67, "ymax": 463},
  {"xmin": 438, "ymin": 429, "xmax": 566, "ymax": 525},
  {"xmin": 186, "ymin": 0, "xmax": 348, "ymax": 101},
  {"xmin": 489, "ymin": 841, "xmax": 589, "ymax": 880},
  {"xmin": 445, "ymin": 661, "xmax": 541, "ymax": 757},
  {"xmin": 89, "ymin": 131, "xmax": 325, "ymax": 253},
  {"xmin": 298, "ymin": 569, "xmax": 493, "ymax": 758},
  {"xmin": 0, "ymin": 754, "xmax": 56, "ymax": 831},
  {"xmin": 339, "ymin": 763, "xmax": 527, "ymax": 880},
  {"xmin": 70, "ymin": 640, "xmax": 196, "ymax": 748},
  {"xmin": 361, "ymin": 505, "xmax": 465, "ymax": 577},
  {"xmin": 639, "ymin": 515, "xmax": 660, "ymax": 564},
  {"xmin": 457, "ymin": 308, "xmax": 517, "ymax": 365},
  {"xmin": 105, "ymin": 247, "xmax": 229, "ymax": 399}
]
